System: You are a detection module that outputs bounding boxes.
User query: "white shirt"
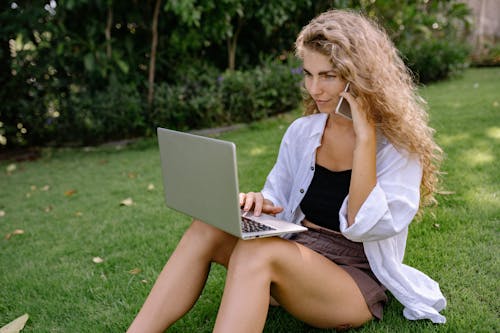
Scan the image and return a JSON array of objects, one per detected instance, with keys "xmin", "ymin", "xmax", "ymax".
[{"xmin": 261, "ymin": 113, "xmax": 447, "ymax": 323}]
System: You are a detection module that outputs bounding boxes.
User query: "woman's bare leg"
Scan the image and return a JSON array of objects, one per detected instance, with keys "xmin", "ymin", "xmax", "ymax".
[
  {"xmin": 127, "ymin": 220, "xmax": 238, "ymax": 333},
  {"xmin": 213, "ymin": 237, "xmax": 373, "ymax": 333}
]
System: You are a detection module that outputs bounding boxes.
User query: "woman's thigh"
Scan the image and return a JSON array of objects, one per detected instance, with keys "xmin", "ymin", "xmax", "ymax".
[{"xmin": 242, "ymin": 237, "xmax": 373, "ymax": 329}]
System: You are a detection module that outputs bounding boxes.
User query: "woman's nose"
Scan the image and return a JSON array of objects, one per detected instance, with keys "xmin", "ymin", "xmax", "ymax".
[{"xmin": 308, "ymin": 78, "xmax": 322, "ymax": 95}]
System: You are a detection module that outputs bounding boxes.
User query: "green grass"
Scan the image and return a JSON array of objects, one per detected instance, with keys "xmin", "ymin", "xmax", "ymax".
[{"xmin": 1, "ymin": 67, "xmax": 499, "ymax": 332}]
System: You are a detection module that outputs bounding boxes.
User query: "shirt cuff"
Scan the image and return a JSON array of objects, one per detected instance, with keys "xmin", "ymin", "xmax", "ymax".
[{"xmin": 339, "ymin": 183, "xmax": 391, "ymax": 242}]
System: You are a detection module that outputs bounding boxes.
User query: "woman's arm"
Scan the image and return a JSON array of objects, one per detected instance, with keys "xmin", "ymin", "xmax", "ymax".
[
  {"xmin": 339, "ymin": 145, "xmax": 422, "ymax": 242},
  {"xmin": 341, "ymin": 92, "xmax": 377, "ymax": 226}
]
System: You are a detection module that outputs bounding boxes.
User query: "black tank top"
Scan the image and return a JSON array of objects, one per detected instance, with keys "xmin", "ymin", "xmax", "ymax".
[{"xmin": 299, "ymin": 164, "xmax": 352, "ymax": 232}]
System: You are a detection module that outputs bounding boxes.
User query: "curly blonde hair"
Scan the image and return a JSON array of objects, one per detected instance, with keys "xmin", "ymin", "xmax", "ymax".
[{"xmin": 295, "ymin": 9, "xmax": 443, "ymax": 208}]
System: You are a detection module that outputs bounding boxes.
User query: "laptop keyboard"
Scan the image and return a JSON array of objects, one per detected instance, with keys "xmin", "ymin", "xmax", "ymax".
[{"xmin": 241, "ymin": 216, "xmax": 276, "ymax": 233}]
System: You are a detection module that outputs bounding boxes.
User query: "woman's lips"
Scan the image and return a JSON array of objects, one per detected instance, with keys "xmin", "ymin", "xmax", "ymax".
[{"xmin": 315, "ymin": 99, "xmax": 331, "ymax": 105}]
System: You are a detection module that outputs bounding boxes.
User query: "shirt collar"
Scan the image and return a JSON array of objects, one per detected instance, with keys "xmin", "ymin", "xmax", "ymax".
[{"xmin": 307, "ymin": 113, "xmax": 329, "ymax": 138}]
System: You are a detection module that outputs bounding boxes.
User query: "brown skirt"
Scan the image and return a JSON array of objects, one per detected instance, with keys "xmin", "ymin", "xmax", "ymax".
[{"xmin": 290, "ymin": 228, "xmax": 388, "ymax": 320}]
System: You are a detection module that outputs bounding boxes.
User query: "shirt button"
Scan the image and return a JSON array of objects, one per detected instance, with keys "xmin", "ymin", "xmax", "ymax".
[
  {"xmin": 300, "ymin": 189, "xmax": 304, "ymax": 193},
  {"xmin": 310, "ymin": 166, "xmax": 315, "ymax": 171}
]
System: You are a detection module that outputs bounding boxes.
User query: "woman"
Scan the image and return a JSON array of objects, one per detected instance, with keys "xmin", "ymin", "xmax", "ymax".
[{"xmin": 128, "ymin": 9, "xmax": 446, "ymax": 332}]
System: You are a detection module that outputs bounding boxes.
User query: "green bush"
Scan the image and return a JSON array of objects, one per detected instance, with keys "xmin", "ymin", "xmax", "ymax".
[
  {"xmin": 253, "ymin": 57, "xmax": 303, "ymax": 116},
  {"xmin": 81, "ymin": 80, "xmax": 145, "ymax": 143},
  {"xmin": 400, "ymin": 39, "xmax": 471, "ymax": 83},
  {"xmin": 353, "ymin": 0, "xmax": 473, "ymax": 84},
  {"xmin": 219, "ymin": 70, "xmax": 258, "ymax": 123},
  {"xmin": 471, "ymin": 42, "xmax": 500, "ymax": 67},
  {"xmin": 151, "ymin": 59, "xmax": 302, "ymax": 131},
  {"xmin": 47, "ymin": 80, "xmax": 145, "ymax": 145},
  {"xmin": 152, "ymin": 62, "xmax": 223, "ymax": 131},
  {"xmin": 152, "ymin": 81, "xmax": 223, "ymax": 131},
  {"xmin": 1, "ymin": 60, "xmax": 302, "ymax": 148}
]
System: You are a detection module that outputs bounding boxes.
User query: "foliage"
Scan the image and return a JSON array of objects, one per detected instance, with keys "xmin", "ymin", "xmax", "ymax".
[
  {"xmin": 0, "ymin": 0, "xmax": 475, "ymax": 149},
  {"xmin": 219, "ymin": 70, "xmax": 258, "ymax": 123},
  {"xmin": 152, "ymin": 58, "xmax": 302, "ymax": 130},
  {"xmin": 152, "ymin": 64, "xmax": 223, "ymax": 131},
  {"xmin": 381, "ymin": 0, "xmax": 472, "ymax": 83},
  {"xmin": 471, "ymin": 42, "xmax": 500, "ymax": 67},
  {"xmin": 61, "ymin": 79, "xmax": 145, "ymax": 145},
  {"xmin": 303, "ymin": 0, "xmax": 472, "ymax": 83},
  {"xmin": 252, "ymin": 57, "xmax": 303, "ymax": 116},
  {"xmin": 400, "ymin": 39, "xmax": 470, "ymax": 83}
]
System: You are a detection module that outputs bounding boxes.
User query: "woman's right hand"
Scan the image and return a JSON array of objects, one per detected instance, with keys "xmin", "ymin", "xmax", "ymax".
[
  {"xmin": 339, "ymin": 90, "xmax": 376, "ymax": 143},
  {"xmin": 239, "ymin": 192, "xmax": 284, "ymax": 217}
]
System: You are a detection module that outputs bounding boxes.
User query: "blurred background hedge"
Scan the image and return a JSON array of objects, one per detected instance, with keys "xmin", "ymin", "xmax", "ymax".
[{"xmin": 0, "ymin": 0, "xmax": 495, "ymax": 149}]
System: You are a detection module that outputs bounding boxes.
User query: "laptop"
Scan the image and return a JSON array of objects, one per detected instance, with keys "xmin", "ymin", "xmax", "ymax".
[{"xmin": 157, "ymin": 128, "xmax": 307, "ymax": 239}]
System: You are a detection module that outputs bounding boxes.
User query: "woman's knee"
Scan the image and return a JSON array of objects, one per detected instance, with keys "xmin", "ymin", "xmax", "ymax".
[
  {"xmin": 184, "ymin": 219, "xmax": 237, "ymax": 265},
  {"xmin": 229, "ymin": 237, "xmax": 280, "ymax": 276}
]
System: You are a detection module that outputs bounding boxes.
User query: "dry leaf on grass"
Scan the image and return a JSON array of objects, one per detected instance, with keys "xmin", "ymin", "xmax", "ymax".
[
  {"xmin": 6, "ymin": 163, "xmax": 16, "ymax": 174},
  {"xmin": 0, "ymin": 313, "xmax": 29, "ymax": 333},
  {"xmin": 64, "ymin": 189, "xmax": 77, "ymax": 197},
  {"xmin": 92, "ymin": 257, "xmax": 104, "ymax": 264},
  {"xmin": 0, "ymin": 210, "xmax": 5, "ymax": 218},
  {"xmin": 147, "ymin": 183, "xmax": 155, "ymax": 191},
  {"xmin": 120, "ymin": 198, "xmax": 134, "ymax": 206},
  {"xmin": 5, "ymin": 229, "xmax": 25, "ymax": 240},
  {"xmin": 436, "ymin": 190, "xmax": 455, "ymax": 195},
  {"xmin": 41, "ymin": 185, "xmax": 50, "ymax": 191},
  {"xmin": 129, "ymin": 268, "xmax": 141, "ymax": 275}
]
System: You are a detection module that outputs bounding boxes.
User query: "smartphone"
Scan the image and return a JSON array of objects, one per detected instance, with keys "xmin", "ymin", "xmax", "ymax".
[{"xmin": 335, "ymin": 82, "xmax": 351, "ymax": 120}]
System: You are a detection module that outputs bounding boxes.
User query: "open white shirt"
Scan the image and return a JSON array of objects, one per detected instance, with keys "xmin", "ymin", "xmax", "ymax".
[{"xmin": 261, "ymin": 113, "xmax": 446, "ymax": 323}]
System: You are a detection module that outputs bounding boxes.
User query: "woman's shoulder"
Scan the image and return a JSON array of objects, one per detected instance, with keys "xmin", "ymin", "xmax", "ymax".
[
  {"xmin": 287, "ymin": 113, "xmax": 328, "ymax": 136},
  {"xmin": 376, "ymin": 132, "xmax": 420, "ymax": 170}
]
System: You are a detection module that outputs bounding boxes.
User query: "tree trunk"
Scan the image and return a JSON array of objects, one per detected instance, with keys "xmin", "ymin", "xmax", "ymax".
[
  {"xmin": 105, "ymin": 3, "xmax": 113, "ymax": 59},
  {"xmin": 227, "ymin": 16, "xmax": 243, "ymax": 71},
  {"xmin": 148, "ymin": 0, "xmax": 161, "ymax": 109}
]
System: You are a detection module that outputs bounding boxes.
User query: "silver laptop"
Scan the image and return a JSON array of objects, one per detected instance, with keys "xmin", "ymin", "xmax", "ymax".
[{"xmin": 157, "ymin": 128, "xmax": 307, "ymax": 239}]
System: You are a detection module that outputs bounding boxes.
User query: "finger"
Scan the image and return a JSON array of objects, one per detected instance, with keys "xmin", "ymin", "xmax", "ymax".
[
  {"xmin": 243, "ymin": 192, "xmax": 255, "ymax": 212},
  {"xmin": 263, "ymin": 204, "xmax": 284, "ymax": 216},
  {"xmin": 339, "ymin": 91, "xmax": 357, "ymax": 107},
  {"xmin": 239, "ymin": 192, "xmax": 246, "ymax": 206},
  {"xmin": 253, "ymin": 193, "xmax": 264, "ymax": 216}
]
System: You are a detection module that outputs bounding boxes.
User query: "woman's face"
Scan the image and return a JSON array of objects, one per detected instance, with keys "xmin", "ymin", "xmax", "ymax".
[{"xmin": 302, "ymin": 48, "xmax": 348, "ymax": 114}]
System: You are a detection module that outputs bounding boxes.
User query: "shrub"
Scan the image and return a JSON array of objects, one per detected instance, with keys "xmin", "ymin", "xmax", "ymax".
[
  {"xmin": 152, "ymin": 62, "xmax": 223, "ymax": 131},
  {"xmin": 400, "ymin": 39, "xmax": 471, "ymax": 83},
  {"xmin": 354, "ymin": 0, "xmax": 473, "ymax": 84},
  {"xmin": 253, "ymin": 57, "xmax": 303, "ymax": 116},
  {"xmin": 152, "ymin": 81, "xmax": 223, "ymax": 131},
  {"xmin": 1, "ymin": 57, "xmax": 302, "ymax": 148},
  {"xmin": 47, "ymin": 80, "xmax": 145, "ymax": 145},
  {"xmin": 81, "ymin": 80, "xmax": 145, "ymax": 143},
  {"xmin": 152, "ymin": 59, "xmax": 302, "ymax": 131},
  {"xmin": 219, "ymin": 70, "xmax": 258, "ymax": 123},
  {"xmin": 471, "ymin": 42, "xmax": 500, "ymax": 67}
]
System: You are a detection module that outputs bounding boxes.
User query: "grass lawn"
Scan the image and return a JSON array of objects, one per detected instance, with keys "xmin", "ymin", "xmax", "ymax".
[{"xmin": 1, "ymin": 67, "xmax": 499, "ymax": 332}]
